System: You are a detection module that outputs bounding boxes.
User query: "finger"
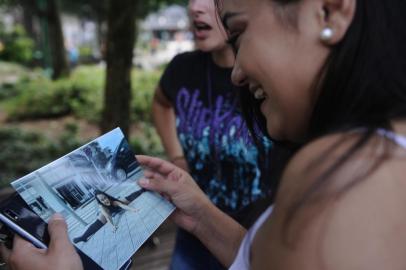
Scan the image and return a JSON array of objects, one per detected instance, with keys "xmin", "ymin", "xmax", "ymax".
[
  {"xmin": 7, "ymin": 235, "xmax": 46, "ymax": 269},
  {"xmin": 145, "ymin": 166, "xmax": 184, "ymax": 185},
  {"xmin": 138, "ymin": 177, "xmax": 177, "ymax": 195},
  {"xmin": 136, "ymin": 155, "xmax": 178, "ymax": 175},
  {"xmin": 143, "ymin": 169, "xmax": 167, "ymax": 182},
  {"xmin": 12, "ymin": 234, "xmax": 37, "ymax": 252},
  {"xmin": 11, "ymin": 234, "xmax": 47, "ymax": 255},
  {"xmin": 47, "ymin": 214, "xmax": 75, "ymax": 255},
  {"xmin": 0, "ymin": 243, "xmax": 11, "ymax": 264},
  {"xmin": 8, "ymin": 235, "xmax": 43, "ymax": 265}
]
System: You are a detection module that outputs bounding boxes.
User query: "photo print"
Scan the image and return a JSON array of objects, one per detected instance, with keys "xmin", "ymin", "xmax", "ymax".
[{"xmin": 12, "ymin": 128, "xmax": 175, "ymax": 270}]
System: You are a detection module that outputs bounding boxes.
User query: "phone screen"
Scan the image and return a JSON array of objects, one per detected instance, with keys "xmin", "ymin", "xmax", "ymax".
[{"xmin": 0, "ymin": 192, "xmax": 50, "ymax": 247}]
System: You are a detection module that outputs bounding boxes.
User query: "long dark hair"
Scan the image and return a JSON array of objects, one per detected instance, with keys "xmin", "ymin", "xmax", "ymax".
[
  {"xmin": 216, "ymin": 0, "xmax": 406, "ymax": 237},
  {"xmin": 94, "ymin": 190, "xmax": 125, "ymax": 210}
]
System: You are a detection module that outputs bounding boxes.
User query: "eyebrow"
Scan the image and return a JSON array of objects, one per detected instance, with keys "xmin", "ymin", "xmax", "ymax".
[{"xmin": 221, "ymin": 12, "xmax": 242, "ymax": 30}]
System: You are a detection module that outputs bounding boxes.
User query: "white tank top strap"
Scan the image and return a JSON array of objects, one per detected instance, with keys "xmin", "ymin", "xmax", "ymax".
[
  {"xmin": 229, "ymin": 206, "xmax": 274, "ymax": 270},
  {"xmin": 376, "ymin": 128, "xmax": 406, "ymax": 149}
]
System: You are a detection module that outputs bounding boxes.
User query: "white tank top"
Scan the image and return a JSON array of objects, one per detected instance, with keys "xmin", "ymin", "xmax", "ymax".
[
  {"xmin": 229, "ymin": 206, "xmax": 274, "ymax": 270},
  {"xmin": 229, "ymin": 129, "xmax": 406, "ymax": 270}
]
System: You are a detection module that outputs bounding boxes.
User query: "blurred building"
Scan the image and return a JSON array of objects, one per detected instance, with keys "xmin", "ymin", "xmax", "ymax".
[{"xmin": 136, "ymin": 5, "xmax": 194, "ymax": 70}]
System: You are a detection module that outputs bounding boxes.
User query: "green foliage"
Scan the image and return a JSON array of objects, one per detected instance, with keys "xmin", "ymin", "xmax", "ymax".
[
  {"xmin": 2, "ymin": 66, "xmax": 103, "ymax": 121},
  {"xmin": 78, "ymin": 45, "xmax": 95, "ymax": 63},
  {"xmin": 0, "ymin": 125, "xmax": 83, "ymax": 188},
  {"xmin": 131, "ymin": 68, "xmax": 161, "ymax": 122},
  {"xmin": 1, "ymin": 64, "xmax": 164, "ymax": 158},
  {"xmin": 130, "ymin": 122, "xmax": 164, "ymax": 157},
  {"xmin": 4, "ymin": 75, "xmax": 75, "ymax": 120},
  {"xmin": 0, "ymin": 61, "xmax": 31, "ymax": 100},
  {"xmin": 0, "ymin": 24, "xmax": 35, "ymax": 65},
  {"xmin": 68, "ymin": 65, "xmax": 105, "ymax": 122},
  {"xmin": 3, "ymin": 65, "xmax": 162, "ymax": 123}
]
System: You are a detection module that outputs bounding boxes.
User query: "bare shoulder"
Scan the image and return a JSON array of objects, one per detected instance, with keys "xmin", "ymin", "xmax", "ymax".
[
  {"xmin": 251, "ymin": 132, "xmax": 406, "ymax": 270},
  {"xmin": 277, "ymin": 130, "xmax": 405, "ymax": 200}
]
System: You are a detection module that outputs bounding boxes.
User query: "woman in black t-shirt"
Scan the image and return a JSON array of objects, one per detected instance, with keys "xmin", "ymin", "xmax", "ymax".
[{"xmin": 152, "ymin": 0, "xmax": 273, "ymax": 269}]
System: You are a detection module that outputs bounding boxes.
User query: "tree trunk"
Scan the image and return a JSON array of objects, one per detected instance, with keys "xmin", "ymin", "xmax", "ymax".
[
  {"xmin": 100, "ymin": 0, "xmax": 137, "ymax": 138},
  {"xmin": 44, "ymin": 0, "xmax": 69, "ymax": 79},
  {"xmin": 21, "ymin": 3, "xmax": 36, "ymax": 41}
]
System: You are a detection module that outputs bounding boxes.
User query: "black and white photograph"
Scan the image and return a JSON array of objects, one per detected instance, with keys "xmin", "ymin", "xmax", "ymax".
[{"xmin": 12, "ymin": 128, "xmax": 175, "ymax": 270}]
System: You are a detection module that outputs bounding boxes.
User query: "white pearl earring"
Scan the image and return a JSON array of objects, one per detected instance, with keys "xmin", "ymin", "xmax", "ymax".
[{"xmin": 320, "ymin": 27, "xmax": 334, "ymax": 42}]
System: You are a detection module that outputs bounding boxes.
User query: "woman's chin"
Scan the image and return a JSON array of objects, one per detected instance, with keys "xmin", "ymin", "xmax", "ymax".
[
  {"xmin": 266, "ymin": 122, "xmax": 282, "ymax": 141},
  {"xmin": 266, "ymin": 120, "xmax": 294, "ymax": 142}
]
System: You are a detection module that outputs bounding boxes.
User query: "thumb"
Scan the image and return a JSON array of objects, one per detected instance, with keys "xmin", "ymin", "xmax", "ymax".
[{"xmin": 47, "ymin": 213, "xmax": 75, "ymax": 255}]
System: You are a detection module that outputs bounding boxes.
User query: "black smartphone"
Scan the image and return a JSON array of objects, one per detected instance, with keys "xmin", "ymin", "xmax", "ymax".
[
  {"xmin": 0, "ymin": 192, "xmax": 49, "ymax": 249},
  {"xmin": 0, "ymin": 192, "xmax": 108, "ymax": 270}
]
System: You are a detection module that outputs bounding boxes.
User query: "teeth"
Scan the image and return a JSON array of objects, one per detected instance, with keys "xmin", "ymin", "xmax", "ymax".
[
  {"xmin": 194, "ymin": 22, "xmax": 211, "ymax": 30},
  {"xmin": 254, "ymin": 88, "xmax": 266, "ymax": 99}
]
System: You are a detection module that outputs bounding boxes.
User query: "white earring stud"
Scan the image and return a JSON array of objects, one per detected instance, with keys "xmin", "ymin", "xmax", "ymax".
[{"xmin": 320, "ymin": 27, "xmax": 334, "ymax": 42}]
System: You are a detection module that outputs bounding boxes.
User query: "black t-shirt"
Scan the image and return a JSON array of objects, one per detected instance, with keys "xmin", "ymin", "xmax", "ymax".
[{"xmin": 160, "ymin": 51, "xmax": 272, "ymax": 220}]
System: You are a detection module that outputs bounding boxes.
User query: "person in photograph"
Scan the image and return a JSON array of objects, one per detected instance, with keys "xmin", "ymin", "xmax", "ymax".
[
  {"xmin": 152, "ymin": 0, "xmax": 273, "ymax": 268},
  {"xmin": 73, "ymin": 189, "xmax": 144, "ymax": 243}
]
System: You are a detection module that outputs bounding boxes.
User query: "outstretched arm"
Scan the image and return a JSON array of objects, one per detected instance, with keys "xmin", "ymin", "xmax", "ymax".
[
  {"xmin": 115, "ymin": 201, "xmax": 138, "ymax": 212},
  {"xmin": 137, "ymin": 155, "xmax": 246, "ymax": 267}
]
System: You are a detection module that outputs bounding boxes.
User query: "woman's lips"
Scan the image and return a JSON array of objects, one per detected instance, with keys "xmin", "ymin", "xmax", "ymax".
[
  {"xmin": 194, "ymin": 28, "xmax": 210, "ymax": 39},
  {"xmin": 193, "ymin": 21, "xmax": 212, "ymax": 40}
]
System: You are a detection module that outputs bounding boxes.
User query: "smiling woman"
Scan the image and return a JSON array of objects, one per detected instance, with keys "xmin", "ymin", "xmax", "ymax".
[
  {"xmin": 218, "ymin": 0, "xmax": 333, "ymax": 142},
  {"xmin": 215, "ymin": 0, "xmax": 406, "ymax": 269}
]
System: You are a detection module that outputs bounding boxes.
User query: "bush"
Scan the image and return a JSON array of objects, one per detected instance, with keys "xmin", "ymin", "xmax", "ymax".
[
  {"xmin": 130, "ymin": 122, "xmax": 164, "ymax": 157},
  {"xmin": 0, "ymin": 125, "xmax": 83, "ymax": 188},
  {"xmin": 4, "ymin": 76, "xmax": 74, "ymax": 120},
  {"xmin": 131, "ymin": 69, "xmax": 162, "ymax": 122},
  {"xmin": 3, "ymin": 65, "xmax": 162, "ymax": 124},
  {"xmin": 3, "ymin": 66, "xmax": 104, "ymax": 121},
  {"xmin": 0, "ymin": 24, "xmax": 34, "ymax": 65},
  {"xmin": 0, "ymin": 61, "xmax": 31, "ymax": 100},
  {"xmin": 68, "ymin": 65, "xmax": 105, "ymax": 122}
]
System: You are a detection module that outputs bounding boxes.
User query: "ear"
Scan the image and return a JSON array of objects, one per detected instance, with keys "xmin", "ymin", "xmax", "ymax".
[{"xmin": 318, "ymin": 0, "xmax": 356, "ymax": 45}]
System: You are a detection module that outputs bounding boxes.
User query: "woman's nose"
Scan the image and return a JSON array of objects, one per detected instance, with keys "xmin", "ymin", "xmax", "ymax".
[
  {"xmin": 231, "ymin": 62, "xmax": 248, "ymax": 87},
  {"xmin": 188, "ymin": 0, "xmax": 206, "ymax": 16}
]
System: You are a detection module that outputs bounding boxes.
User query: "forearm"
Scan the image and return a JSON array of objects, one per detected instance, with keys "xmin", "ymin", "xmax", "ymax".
[
  {"xmin": 152, "ymin": 98, "xmax": 183, "ymax": 160},
  {"xmin": 118, "ymin": 203, "xmax": 136, "ymax": 212},
  {"xmin": 194, "ymin": 202, "xmax": 246, "ymax": 267}
]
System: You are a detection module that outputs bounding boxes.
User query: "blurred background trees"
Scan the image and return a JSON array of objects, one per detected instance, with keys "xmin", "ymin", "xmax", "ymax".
[{"xmin": 0, "ymin": 0, "xmax": 190, "ymax": 185}]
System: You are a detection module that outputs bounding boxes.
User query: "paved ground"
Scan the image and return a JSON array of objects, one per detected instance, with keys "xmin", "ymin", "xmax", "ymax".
[{"xmin": 131, "ymin": 221, "xmax": 177, "ymax": 270}]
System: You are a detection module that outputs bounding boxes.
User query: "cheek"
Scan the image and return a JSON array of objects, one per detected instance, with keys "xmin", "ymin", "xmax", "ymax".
[{"xmin": 265, "ymin": 88, "xmax": 314, "ymax": 141}]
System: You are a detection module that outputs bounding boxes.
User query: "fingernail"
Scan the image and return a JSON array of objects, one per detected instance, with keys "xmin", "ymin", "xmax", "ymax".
[
  {"xmin": 51, "ymin": 213, "xmax": 65, "ymax": 221},
  {"xmin": 138, "ymin": 178, "xmax": 150, "ymax": 186}
]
